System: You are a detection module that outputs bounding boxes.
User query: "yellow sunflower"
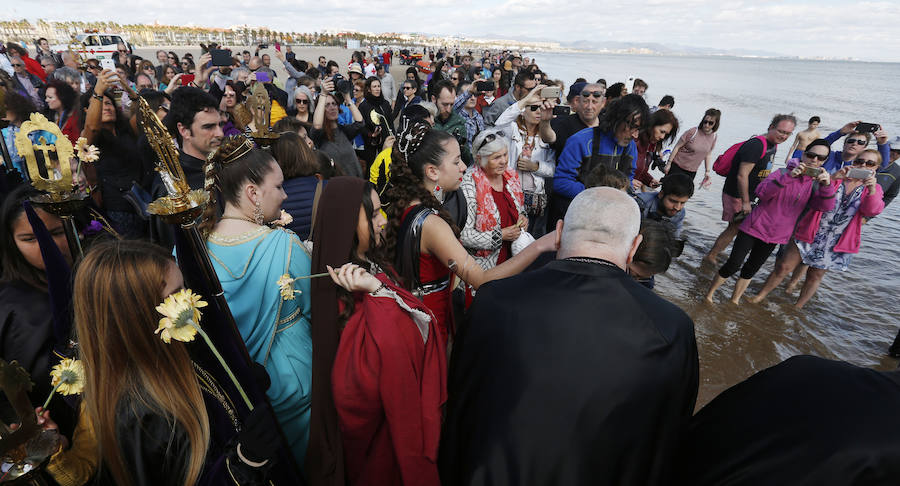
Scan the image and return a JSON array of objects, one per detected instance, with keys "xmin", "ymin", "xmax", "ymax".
[{"xmin": 49, "ymin": 358, "xmax": 84, "ymax": 396}]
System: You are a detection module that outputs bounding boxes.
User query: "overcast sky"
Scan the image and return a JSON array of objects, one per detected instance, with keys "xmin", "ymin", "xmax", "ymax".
[{"xmin": 7, "ymin": 0, "xmax": 900, "ymax": 62}]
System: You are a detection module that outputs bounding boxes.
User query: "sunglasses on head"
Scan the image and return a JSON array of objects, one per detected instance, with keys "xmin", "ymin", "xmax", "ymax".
[
  {"xmin": 804, "ymin": 151, "xmax": 828, "ymax": 161},
  {"xmin": 295, "ymin": 99, "xmax": 309, "ymax": 105},
  {"xmin": 845, "ymin": 138, "xmax": 867, "ymax": 146},
  {"xmin": 475, "ymin": 131, "xmax": 506, "ymax": 152},
  {"xmin": 853, "ymin": 158, "xmax": 879, "ymax": 167},
  {"xmin": 581, "ymin": 91, "xmax": 603, "ymax": 98}
]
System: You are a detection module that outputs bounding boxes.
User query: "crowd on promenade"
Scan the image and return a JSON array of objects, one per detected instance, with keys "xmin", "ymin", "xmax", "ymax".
[{"xmin": 2, "ymin": 38, "xmax": 900, "ymax": 485}]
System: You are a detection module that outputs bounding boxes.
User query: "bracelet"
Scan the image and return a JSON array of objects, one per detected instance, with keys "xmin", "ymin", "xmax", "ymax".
[
  {"xmin": 369, "ymin": 282, "xmax": 387, "ymax": 295},
  {"xmin": 236, "ymin": 443, "xmax": 269, "ymax": 468},
  {"xmin": 91, "ymin": 92, "xmax": 103, "ymax": 101}
]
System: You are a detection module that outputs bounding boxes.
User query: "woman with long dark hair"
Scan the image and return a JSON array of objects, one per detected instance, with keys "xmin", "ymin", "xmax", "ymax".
[
  {"xmin": 311, "ymin": 91, "xmax": 365, "ymax": 178},
  {"xmin": 272, "ymin": 131, "xmax": 324, "ymax": 239},
  {"xmin": 382, "ymin": 122, "xmax": 558, "ymax": 344},
  {"xmin": 80, "ymin": 69, "xmax": 149, "ymax": 237},
  {"xmin": 308, "ymin": 177, "xmax": 447, "ymax": 486},
  {"xmin": 75, "ymin": 239, "xmax": 281, "ymax": 486},
  {"xmin": 634, "ymin": 109, "xmax": 679, "ymax": 191},
  {"xmin": 358, "ymin": 76, "xmax": 392, "ymax": 168},
  {"xmin": 44, "ymin": 79, "xmax": 81, "ymax": 144}
]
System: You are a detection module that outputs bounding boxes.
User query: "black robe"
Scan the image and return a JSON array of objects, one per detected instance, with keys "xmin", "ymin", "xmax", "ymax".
[
  {"xmin": 677, "ymin": 355, "xmax": 900, "ymax": 485},
  {"xmin": 439, "ymin": 258, "xmax": 699, "ymax": 486}
]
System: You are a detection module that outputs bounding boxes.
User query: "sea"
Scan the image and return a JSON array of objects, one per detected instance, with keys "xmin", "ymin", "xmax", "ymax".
[{"xmin": 528, "ymin": 51, "xmax": 900, "ymax": 405}]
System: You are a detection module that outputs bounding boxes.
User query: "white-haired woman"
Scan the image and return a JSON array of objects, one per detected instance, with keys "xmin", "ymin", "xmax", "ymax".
[
  {"xmin": 292, "ymin": 85, "xmax": 316, "ymax": 124},
  {"xmin": 460, "ymin": 129, "xmax": 527, "ymax": 275}
]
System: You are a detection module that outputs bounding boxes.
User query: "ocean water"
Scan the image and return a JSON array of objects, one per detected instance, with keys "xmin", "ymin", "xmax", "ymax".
[{"xmin": 529, "ymin": 51, "xmax": 900, "ymax": 405}]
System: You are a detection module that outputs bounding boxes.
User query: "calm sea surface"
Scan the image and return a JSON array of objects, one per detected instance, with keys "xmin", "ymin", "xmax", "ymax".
[{"xmin": 529, "ymin": 51, "xmax": 900, "ymax": 405}]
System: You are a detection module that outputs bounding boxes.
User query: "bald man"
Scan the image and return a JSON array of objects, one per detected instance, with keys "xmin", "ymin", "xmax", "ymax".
[{"xmin": 439, "ymin": 187, "xmax": 699, "ymax": 486}]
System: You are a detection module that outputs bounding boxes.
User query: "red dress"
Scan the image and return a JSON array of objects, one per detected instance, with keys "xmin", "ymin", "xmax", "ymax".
[
  {"xmin": 401, "ymin": 206, "xmax": 453, "ymax": 345},
  {"xmin": 491, "ymin": 187, "xmax": 519, "ymax": 265},
  {"xmin": 332, "ymin": 274, "xmax": 447, "ymax": 486}
]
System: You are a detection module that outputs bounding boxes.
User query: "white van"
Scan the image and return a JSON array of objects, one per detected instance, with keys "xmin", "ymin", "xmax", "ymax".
[{"xmin": 55, "ymin": 32, "xmax": 132, "ymax": 60}]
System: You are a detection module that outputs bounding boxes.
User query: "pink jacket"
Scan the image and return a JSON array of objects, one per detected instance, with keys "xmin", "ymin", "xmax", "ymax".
[
  {"xmin": 794, "ymin": 180, "xmax": 885, "ymax": 254},
  {"xmin": 740, "ymin": 161, "xmax": 838, "ymax": 244}
]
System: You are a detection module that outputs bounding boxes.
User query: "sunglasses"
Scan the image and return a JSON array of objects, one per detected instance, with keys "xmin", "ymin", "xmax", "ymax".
[
  {"xmin": 475, "ymin": 131, "xmax": 506, "ymax": 153},
  {"xmin": 11, "ymin": 63, "xmax": 23, "ymax": 67},
  {"xmin": 853, "ymin": 159, "xmax": 879, "ymax": 167},
  {"xmin": 295, "ymin": 99, "xmax": 309, "ymax": 105},
  {"xmin": 527, "ymin": 104, "xmax": 541, "ymax": 112},
  {"xmin": 845, "ymin": 138, "xmax": 867, "ymax": 146},
  {"xmin": 702, "ymin": 120, "xmax": 715, "ymax": 126},
  {"xmin": 159, "ymin": 105, "xmax": 170, "ymax": 113},
  {"xmin": 87, "ymin": 64, "xmax": 100, "ymax": 70},
  {"xmin": 403, "ymin": 86, "xmax": 416, "ymax": 90},
  {"xmin": 804, "ymin": 151, "xmax": 829, "ymax": 161},
  {"xmin": 581, "ymin": 91, "xmax": 604, "ymax": 98}
]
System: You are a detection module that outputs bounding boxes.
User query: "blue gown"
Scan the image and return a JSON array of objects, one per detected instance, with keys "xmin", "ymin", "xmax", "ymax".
[{"xmin": 207, "ymin": 226, "xmax": 313, "ymax": 469}]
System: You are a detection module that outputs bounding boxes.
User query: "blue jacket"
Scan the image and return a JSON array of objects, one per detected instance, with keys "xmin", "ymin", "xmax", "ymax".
[
  {"xmin": 553, "ymin": 127, "xmax": 638, "ymax": 200},
  {"xmin": 822, "ymin": 129, "xmax": 891, "ymax": 173},
  {"xmin": 282, "ymin": 176, "xmax": 324, "ymax": 240}
]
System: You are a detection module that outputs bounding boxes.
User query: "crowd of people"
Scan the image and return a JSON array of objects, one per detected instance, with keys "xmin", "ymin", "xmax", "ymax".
[{"xmin": 2, "ymin": 37, "xmax": 900, "ymax": 486}]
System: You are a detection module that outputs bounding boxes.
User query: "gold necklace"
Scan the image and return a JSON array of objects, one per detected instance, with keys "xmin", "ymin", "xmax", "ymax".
[{"xmin": 220, "ymin": 215, "xmax": 258, "ymax": 225}]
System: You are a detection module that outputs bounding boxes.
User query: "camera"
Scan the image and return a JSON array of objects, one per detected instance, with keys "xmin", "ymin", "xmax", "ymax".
[
  {"xmin": 649, "ymin": 153, "xmax": 666, "ymax": 172},
  {"xmin": 330, "ymin": 73, "xmax": 352, "ymax": 96},
  {"xmin": 475, "ymin": 80, "xmax": 495, "ymax": 92}
]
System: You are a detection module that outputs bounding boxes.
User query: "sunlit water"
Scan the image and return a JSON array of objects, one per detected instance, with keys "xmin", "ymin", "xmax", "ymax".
[{"xmin": 530, "ymin": 52, "xmax": 900, "ymax": 405}]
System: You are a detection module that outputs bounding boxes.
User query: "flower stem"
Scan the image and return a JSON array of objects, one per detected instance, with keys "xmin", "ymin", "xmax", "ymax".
[
  {"xmin": 293, "ymin": 272, "xmax": 330, "ymax": 280},
  {"xmin": 191, "ymin": 323, "xmax": 254, "ymax": 411},
  {"xmin": 42, "ymin": 382, "xmax": 62, "ymax": 410}
]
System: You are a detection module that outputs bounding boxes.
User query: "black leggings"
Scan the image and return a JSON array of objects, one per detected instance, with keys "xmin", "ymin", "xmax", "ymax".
[{"xmin": 719, "ymin": 231, "xmax": 778, "ymax": 279}]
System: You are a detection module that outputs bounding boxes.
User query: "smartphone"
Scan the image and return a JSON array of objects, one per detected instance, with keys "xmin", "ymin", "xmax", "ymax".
[
  {"xmin": 210, "ymin": 49, "xmax": 232, "ymax": 67},
  {"xmin": 181, "ymin": 74, "xmax": 195, "ymax": 85},
  {"xmin": 275, "ymin": 42, "xmax": 281, "ymax": 52},
  {"xmin": 255, "ymin": 71, "xmax": 271, "ymax": 83},
  {"xmin": 552, "ymin": 105, "xmax": 570, "ymax": 117},
  {"xmin": 475, "ymin": 80, "xmax": 494, "ymax": 92},
  {"xmin": 802, "ymin": 167, "xmax": 823, "ymax": 178},
  {"xmin": 846, "ymin": 167, "xmax": 873, "ymax": 179},
  {"xmin": 540, "ymin": 86, "xmax": 561, "ymax": 99},
  {"xmin": 100, "ymin": 58, "xmax": 116, "ymax": 71},
  {"xmin": 855, "ymin": 122, "xmax": 879, "ymax": 133}
]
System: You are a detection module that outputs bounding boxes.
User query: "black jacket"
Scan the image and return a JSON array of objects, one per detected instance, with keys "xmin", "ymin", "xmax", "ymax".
[{"xmin": 440, "ymin": 258, "xmax": 699, "ymax": 486}]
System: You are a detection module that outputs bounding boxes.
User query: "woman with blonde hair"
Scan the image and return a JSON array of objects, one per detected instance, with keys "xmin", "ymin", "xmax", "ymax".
[{"xmin": 75, "ymin": 239, "xmax": 281, "ymax": 485}]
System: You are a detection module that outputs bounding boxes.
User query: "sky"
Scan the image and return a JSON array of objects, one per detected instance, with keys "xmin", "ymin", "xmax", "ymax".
[{"xmin": 6, "ymin": 0, "xmax": 900, "ymax": 62}]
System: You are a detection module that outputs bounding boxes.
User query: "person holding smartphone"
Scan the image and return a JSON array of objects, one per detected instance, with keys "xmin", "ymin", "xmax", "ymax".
[
  {"xmin": 751, "ymin": 149, "xmax": 884, "ymax": 308},
  {"xmin": 706, "ymin": 140, "xmax": 836, "ymax": 304},
  {"xmin": 820, "ymin": 120, "xmax": 891, "ymax": 173}
]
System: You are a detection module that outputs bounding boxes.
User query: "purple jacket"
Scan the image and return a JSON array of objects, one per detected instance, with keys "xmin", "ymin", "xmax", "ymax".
[{"xmin": 740, "ymin": 159, "xmax": 838, "ymax": 244}]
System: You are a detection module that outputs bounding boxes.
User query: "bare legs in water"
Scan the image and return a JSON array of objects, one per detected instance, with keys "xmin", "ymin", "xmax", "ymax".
[
  {"xmin": 704, "ymin": 221, "xmax": 740, "ymax": 265},
  {"xmin": 749, "ymin": 242, "xmax": 824, "ymax": 308}
]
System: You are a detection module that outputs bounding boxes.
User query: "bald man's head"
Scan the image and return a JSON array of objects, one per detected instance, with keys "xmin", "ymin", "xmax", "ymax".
[{"xmin": 559, "ymin": 187, "xmax": 641, "ymax": 263}]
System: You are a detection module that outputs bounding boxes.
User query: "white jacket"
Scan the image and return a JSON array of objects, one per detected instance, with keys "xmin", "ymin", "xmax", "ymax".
[{"xmin": 494, "ymin": 102, "xmax": 556, "ymax": 194}]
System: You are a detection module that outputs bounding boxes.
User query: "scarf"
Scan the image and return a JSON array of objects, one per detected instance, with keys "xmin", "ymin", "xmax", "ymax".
[{"xmin": 472, "ymin": 166, "xmax": 524, "ymax": 257}]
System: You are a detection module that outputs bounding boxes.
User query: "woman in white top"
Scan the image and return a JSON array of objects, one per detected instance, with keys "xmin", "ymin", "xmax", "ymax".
[{"xmin": 491, "ymin": 85, "xmax": 558, "ymax": 237}]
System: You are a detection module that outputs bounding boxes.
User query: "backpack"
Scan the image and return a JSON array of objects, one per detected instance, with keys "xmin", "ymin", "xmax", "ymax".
[{"xmin": 712, "ymin": 135, "xmax": 767, "ymax": 177}]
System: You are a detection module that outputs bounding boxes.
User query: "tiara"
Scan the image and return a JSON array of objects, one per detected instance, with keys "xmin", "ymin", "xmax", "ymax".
[
  {"xmin": 397, "ymin": 119, "xmax": 431, "ymax": 158},
  {"xmin": 211, "ymin": 135, "xmax": 254, "ymax": 165}
]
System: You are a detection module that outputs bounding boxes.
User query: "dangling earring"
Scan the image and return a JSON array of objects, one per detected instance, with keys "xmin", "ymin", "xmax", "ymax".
[
  {"xmin": 253, "ymin": 199, "xmax": 264, "ymax": 225},
  {"xmin": 433, "ymin": 184, "xmax": 443, "ymax": 203}
]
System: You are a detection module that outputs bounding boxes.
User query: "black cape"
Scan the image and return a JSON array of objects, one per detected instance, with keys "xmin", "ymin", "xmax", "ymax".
[
  {"xmin": 439, "ymin": 259, "xmax": 699, "ymax": 486},
  {"xmin": 677, "ymin": 355, "xmax": 900, "ymax": 486}
]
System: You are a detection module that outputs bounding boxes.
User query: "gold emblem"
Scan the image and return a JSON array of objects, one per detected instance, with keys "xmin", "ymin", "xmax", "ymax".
[{"xmin": 14, "ymin": 113, "xmax": 75, "ymax": 193}]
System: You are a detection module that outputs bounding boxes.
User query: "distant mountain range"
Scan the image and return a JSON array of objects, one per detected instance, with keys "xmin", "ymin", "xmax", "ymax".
[{"xmin": 465, "ymin": 32, "xmax": 788, "ymax": 58}]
